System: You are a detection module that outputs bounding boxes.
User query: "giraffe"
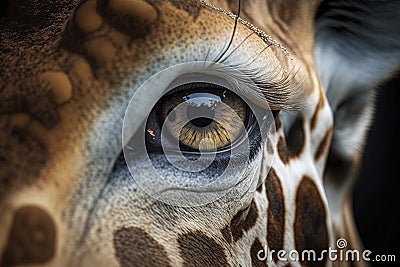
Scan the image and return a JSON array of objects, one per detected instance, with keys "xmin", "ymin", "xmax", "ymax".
[{"xmin": 0, "ymin": 0, "xmax": 399, "ymax": 266}]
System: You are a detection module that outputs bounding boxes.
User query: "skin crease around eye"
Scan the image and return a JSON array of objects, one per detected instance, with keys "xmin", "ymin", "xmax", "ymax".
[{"xmin": 161, "ymin": 88, "xmax": 247, "ymax": 151}]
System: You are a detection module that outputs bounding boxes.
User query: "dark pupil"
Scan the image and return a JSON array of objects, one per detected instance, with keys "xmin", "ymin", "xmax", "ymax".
[
  {"xmin": 191, "ymin": 117, "xmax": 213, "ymax": 127},
  {"xmin": 186, "ymin": 100, "xmax": 215, "ymax": 128}
]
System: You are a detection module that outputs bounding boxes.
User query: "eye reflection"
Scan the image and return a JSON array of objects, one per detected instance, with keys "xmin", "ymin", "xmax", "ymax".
[{"xmin": 185, "ymin": 93, "xmax": 217, "ymax": 128}]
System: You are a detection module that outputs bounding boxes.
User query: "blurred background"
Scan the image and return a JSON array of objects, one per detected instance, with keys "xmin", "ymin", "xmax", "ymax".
[
  {"xmin": 353, "ymin": 73, "xmax": 400, "ymax": 264},
  {"xmin": 1, "ymin": 0, "xmax": 399, "ymax": 265}
]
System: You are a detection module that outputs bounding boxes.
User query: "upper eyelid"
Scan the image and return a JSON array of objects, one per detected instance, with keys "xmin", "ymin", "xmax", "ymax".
[
  {"xmin": 202, "ymin": 1, "xmax": 306, "ymax": 110},
  {"xmin": 205, "ymin": 35, "xmax": 308, "ymax": 111},
  {"xmin": 162, "ymin": 82, "xmax": 225, "ymax": 97},
  {"xmin": 209, "ymin": 58, "xmax": 307, "ymax": 111},
  {"xmin": 161, "ymin": 60, "xmax": 306, "ymax": 113}
]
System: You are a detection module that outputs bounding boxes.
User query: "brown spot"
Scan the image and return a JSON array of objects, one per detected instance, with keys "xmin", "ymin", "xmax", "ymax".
[
  {"xmin": 285, "ymin": 117, "xmax": 306, "ymax": 158},
  {"xmin": 294, "ymin": 176, "xmax": 329, "ymax": 267},
  {"xmin": 1, "ymin": 206, "xmax": 56, "ymax": 267},
  {"xmin": 230, "ymin": 199, "xmax": 259, "ymax": 242},
  {"xmin": 220, "ymin": 225, "xmax": 232, "ymax": 244},
  {"xmin": 250, "ymin": 238, "xmax": 267, "ymax": 267},
  {"xmin": 97, "ymin": 0, "xmax": 158, "ymax": 39},
  {"xmin": 169, "ymin": 0, "xmax": 203, "ymax": 19},
  {"xmin": 310, "ymin": 90, "xmax": 325, "ymax": 131},
  {"xmin": 40, "ymin": 71, "xmax": 73, "ymax": 104},
  {"xmin": 265, "ymin": 168, "xmax": 285, "ymax": 262},
  {"xmin": 84, "ymin": 37, "xmax": 116, "ymax": 65},
  {"xmin": 277, "ymin": 117, "xmax": 306, "ymax": 164},
  {"xmin": 178, "ymin": 231, "xmax": 229, "ymax": 267},
  {"xmin": 113, "ymin": 227, "xmax": 171, "ymax": 267},
  {"xmin": 277, "ymin": 136, "xmax": 289, "ymax": 164},
  {"xmin": 75, "ymin": 0, "xmax": 103, "ymax": 33},
  {"xmin": 314, "ymin": 127, "xmax": 333, "ymax": 161}
]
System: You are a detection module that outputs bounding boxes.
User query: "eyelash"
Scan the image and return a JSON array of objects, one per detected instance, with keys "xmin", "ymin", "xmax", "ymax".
[{"xmin": 202, "ymin": 21, "xmax": 304, "ymax": 111}]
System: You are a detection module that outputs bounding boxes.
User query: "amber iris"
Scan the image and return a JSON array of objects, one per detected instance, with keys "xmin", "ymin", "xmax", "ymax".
[{"xmin": 161, "ymin": 86, "xmax": 247, "ymax": 151}]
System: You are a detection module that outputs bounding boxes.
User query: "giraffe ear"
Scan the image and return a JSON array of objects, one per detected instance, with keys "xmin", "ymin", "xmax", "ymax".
[
  {"xmin": 314, "ymin": 0, "xmax": 400, "ymax": 110},
  {"xmin": 314, "ymin": 0, "xmax": 400, "ymax": 163}
]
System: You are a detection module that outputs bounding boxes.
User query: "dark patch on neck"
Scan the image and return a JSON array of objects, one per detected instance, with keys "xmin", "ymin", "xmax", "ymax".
[
  {"xmin": 113, "ymin": 226, "xmax": 171, "ymax": 267},
  {"xmin": 168, "ymin": 0, "xmax": 203, "ymax": 19},
  {"xmin": 265, "ymin": 168, "xmax": 285, "ymax": 262},
  {"xmin": 250, "ymin": 238, "xmax": 267, "ymax": 267},
  {"xmin": 285, "ymin": 117, "xmax": 305, "ymax": 158},
  {"xmin": 277, "ymin": 136, "xmax": 289, "ymax": 164},
  {"xmin": 178, "ymin": 230, "xmax": 229, "ymax": 267},
  {"xmin": 230, "ymin": 199, "xmax": 259, "ymax": 242},
  {"xmin": 277, "ymin": 116, "xmax": 306, "ymax": 164},
  {"xmin": 1, "ymin": 206, "xmax": 56, "ymax": 267},
  {"xmin": 294, "ymin": 176, "xmax": 329, "ymax": 267}
]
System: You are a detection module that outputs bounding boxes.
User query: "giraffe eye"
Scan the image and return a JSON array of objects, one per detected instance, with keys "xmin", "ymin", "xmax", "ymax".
[{"xmin": 145, "ymin": 82, "xmax": 252, "ymax": 152}]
